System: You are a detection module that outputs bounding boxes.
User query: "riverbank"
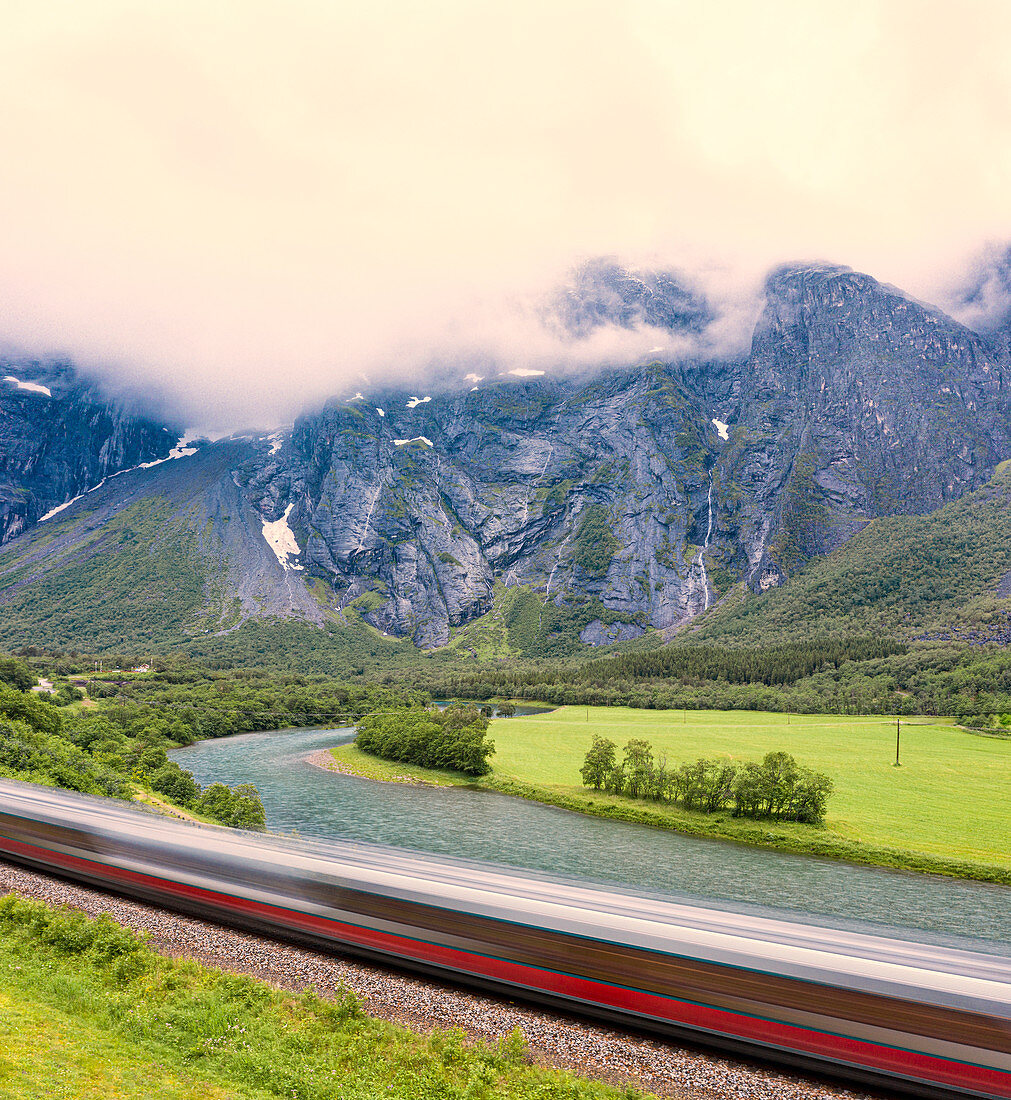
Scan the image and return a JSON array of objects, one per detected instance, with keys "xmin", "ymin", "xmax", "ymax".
[
  {"xmin": 480, "ymin": 776, "xmax": 1011, "ymax": 886},
  {"xmin": 321, "ymin": 707, "xmax": 1011, "ymax": 886},
  {"xmin": 130, "ymin": 784, "xmax": 214, "ymax": 824},
  {"xmin": 308, "ymin": 744, "xmax": 474, "ymax": 787}
]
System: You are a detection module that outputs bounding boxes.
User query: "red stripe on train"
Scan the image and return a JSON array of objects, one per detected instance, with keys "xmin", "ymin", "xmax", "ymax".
[{"xmin": 2, "ymin": 835, "xmax": 1008, "ymax": 1098}]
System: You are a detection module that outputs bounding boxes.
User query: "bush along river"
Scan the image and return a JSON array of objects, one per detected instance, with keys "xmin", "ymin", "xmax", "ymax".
[{"xmin": 172, "ymin": 724, "xmax": 1011, "ymax": 951}]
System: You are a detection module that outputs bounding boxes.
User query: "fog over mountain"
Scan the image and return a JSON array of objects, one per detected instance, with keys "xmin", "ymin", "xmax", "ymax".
[{"xmin": 3, "ymin": 3, "xmax": 1011, "ymax": 428}]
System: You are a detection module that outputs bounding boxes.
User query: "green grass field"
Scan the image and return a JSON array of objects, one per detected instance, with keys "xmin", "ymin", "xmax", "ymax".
[
  {"xmin": 0, "ymin": 895, "xmax": 650, "ymax": 1100},
  {"xmin": 486, "ymin": 708, "xmax": 1011, "ymax": 872}
]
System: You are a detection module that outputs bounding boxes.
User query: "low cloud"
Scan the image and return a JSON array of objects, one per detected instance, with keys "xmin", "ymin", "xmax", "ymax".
[
  {"xmin": 936, "ymin": 243, "xmax": 1011, "ymax": 334},
  {"xmin": 1, "ymin": 2, "xmax": 1010, "ymax": 428}
]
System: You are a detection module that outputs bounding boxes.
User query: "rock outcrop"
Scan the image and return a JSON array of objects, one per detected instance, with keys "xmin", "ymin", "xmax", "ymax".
[
  {"xmin": 722, "ymin": 264, "xmax": 1011, "ymax": 585},
  {"xmin": 0, "ymin": 358, "xmax": 176, "ymax": 543}
]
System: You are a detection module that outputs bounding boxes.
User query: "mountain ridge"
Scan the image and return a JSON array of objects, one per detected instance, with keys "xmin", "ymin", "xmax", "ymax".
[{"xmin": 2, "ymin": 261, "xmax": 1010, "ymax": 657}]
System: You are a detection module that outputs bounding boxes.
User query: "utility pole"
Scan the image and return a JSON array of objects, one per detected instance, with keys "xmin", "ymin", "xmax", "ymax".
[{"xmin": 894, "ymin": 716, "xmax": 901, "ymax": 767}]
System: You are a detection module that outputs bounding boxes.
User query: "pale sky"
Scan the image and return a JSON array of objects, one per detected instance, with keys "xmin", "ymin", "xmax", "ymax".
[{"xmin": 2, "ymin": 0, "xmax": 1010, "ymax": 426}]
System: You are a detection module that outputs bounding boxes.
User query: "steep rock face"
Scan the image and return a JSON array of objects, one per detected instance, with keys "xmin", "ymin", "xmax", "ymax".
[
  {"xmin": 7, "ymin": 262, "xmax": 1011, "ymax": 652},
  {"xmin": 548, "ymin": 258, "xmax": 712, "ymax": 337},
  {"xmin": 234, "ymin": 265, "xmax": 1011, "ymax": 647},
  {"xmin": 0, "ymin": 358, "xmax": 176, "ymax": 543},
  {"xmin": 720, "ymin": 265, "xmax": 1011, "ymax": 585},
  {"xmin": 244, "ymin": 368, "xmax": 728, "ymax": 647}
]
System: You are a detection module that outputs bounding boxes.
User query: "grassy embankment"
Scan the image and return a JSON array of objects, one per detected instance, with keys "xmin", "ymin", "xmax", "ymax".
[
  {"xmin": 0, "ymin": 895, "xmax": 649, "ymax": 1100},
  {"xmin": 324, "ymin": 743, "xmax": 473, "ymax": 787},
  {"xmin": 331, "ymin": 707, "xmax": 1011, "ymax": 884}
]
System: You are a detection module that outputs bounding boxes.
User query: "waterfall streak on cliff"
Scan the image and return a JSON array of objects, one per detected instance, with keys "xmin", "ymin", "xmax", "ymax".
[
  {"xmin": 545, "ymin": 524, "xmax": 575, "ymax": 603},
  {"xmin": 697, "ymin": 474, "xmax": 714, "ymax": 611},
  {"xmin": 356, "ymin": 482, "xmax": 383, "ymax": 554},
  {"xmin": 505, "ymin": 440, "xmax": 554, "ymax": 586}
]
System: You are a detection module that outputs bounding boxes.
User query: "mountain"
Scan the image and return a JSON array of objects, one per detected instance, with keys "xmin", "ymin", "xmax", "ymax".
[
  {"xmin": 2, "ymin": 262, "xmax": 1010, "ymax": 658},
  {"xmin": 720, "ymin": 264, "xmax": 1011, "ymax": 588},
  {"xmin": 0, "ymin": 357, "xmax": 178, "ymax": 544},
  {"xmin": 692, "ymin": 459, "xmax": 1011, "ymax": 647},
  {"xmin": 546, "ymin": 257, "xmax": 713, "ymax": 338}
]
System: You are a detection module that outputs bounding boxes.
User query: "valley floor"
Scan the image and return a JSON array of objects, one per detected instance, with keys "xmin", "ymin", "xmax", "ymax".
[{"xmin": 330, "ymin": 707, "xmax": 1011, "ymax": 884}]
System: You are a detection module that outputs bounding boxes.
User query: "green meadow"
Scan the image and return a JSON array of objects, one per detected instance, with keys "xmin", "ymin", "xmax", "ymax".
[
  {"xmin": 483, "ymin": 707, "xmax": 1011, "ymax": 879},
  {"xmin": 0, "ymin": 895, "xmax": 650, "ymax": 1100}
]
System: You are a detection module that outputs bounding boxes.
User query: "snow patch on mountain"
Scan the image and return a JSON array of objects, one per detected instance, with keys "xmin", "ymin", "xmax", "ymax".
[
  {"xmin": 3, "ymin": 376, "xmax": 52, "ymax": 397},
  {"xmin": 140, "ymin": 434, "xmax": 199, "ymax": 467},
  {"xmin": 38, "ymin": 434, "xmax": 199, "ymax": 523},
  {"xmin": 393, "ymin": 436, "xmax": 433, "ymax": 448},
  {"xmin": 711, "ymin": 418, "xmax": 729, "ymax": 440},
  {"xmin": 261, "ymin": 502, "xmax": 304, "ymax": 571}
]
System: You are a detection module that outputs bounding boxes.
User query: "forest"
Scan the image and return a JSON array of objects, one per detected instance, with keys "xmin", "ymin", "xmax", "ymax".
[
  {"xmin": 0, "ymin": 656, "xmax": 424, "ymax": 826},
  {"xmin": 356, "ymin": 704, "xmax": 495, "ymax": 776},
  {"xmin": 418, "ymin": 638, "xmax": 1011, "ymax": 719},
  {"xmin": 0, "ymin": 677, "xmax": 264, "ymax": 827}
]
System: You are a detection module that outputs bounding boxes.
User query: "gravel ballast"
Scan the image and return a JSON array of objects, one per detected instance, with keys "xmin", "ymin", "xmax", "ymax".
[{"xmin": 0, "ymin": 859, "xmax": 877, "ymax": 1100}]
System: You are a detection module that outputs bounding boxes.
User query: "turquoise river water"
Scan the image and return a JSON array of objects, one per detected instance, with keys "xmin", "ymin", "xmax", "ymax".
[{"xmin": 173, "ymin": 724, "xmax": 1011, "ymax": 951}]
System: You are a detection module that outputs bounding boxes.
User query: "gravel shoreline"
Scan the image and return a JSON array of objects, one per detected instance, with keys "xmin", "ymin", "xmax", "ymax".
[
  {"xmin": 305, "ymin": 746, "xmax": 428, "ymax": 785},
  {"xmin": 0, "ymin": 858, "xmax": 876, "ymax": 1100}
]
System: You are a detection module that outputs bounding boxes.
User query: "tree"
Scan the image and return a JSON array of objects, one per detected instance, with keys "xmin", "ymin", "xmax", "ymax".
[
  {"xmin": 787, "ymin": 768, "xmax": 833, "ymax": 823},
  {"xmin": 699, "ymin": 759, "xmax": 738, "ymax": 812},
  {"xmin": 149, "ymin": 762, "xmax": 200, "ymax": 806},
  {"xmin": 622, "ymin": 739, "xmax": 654, "ymax": 798},
  {"xmin": 580, "ymin": 736, "xmax": 616, "ymax": 790},
  {"xmin": 0, "ymin": 658, "xmax": 34, "ymax": 693},
  {"xmin": 758, "ymin": 751, "xmax": 800, "ymax": 818}
]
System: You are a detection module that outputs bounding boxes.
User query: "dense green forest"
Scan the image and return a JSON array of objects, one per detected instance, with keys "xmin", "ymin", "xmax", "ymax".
[
  {"xmin": 418, "ymin": 638, "xmax": 1011, "ymax": 718},
  {"xmin": 78, "ymin": 663, "xmax": 425, "ymax": 740},
  {"xmin": 356, "ymin": 704, "xmax": 496, "ymax": 776},
  {"xmin": 0, "ymin": 658, "xmax": 425, "ymax": 825},
  {"xmin": 0, "ymin": 673, "xmax": 264, "ymax": 827}
]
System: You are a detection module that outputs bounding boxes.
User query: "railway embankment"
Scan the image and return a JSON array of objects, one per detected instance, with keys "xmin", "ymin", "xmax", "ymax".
[{"xmin": 0, "ymin": 860, "xmax": 874, "ymax": 1100}]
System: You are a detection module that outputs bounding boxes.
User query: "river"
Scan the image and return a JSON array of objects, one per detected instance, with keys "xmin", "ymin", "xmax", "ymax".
[{"xmin": 173, "ymin": 724, "xmax": 1011, "ymax": 951}]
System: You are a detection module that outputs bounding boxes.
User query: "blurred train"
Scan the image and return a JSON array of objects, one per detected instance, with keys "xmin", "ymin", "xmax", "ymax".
[{"xmin": 0, "ymin": 779, "xmax": 1008, "ymax": 1098}]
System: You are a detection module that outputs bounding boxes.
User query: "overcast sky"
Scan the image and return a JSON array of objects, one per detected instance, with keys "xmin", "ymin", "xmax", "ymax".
[{"xmin": 2, "ymin": 1, "xmax": 1011, "ymax": 427}]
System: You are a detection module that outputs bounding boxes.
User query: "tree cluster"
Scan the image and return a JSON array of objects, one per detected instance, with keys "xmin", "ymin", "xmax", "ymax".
[
  {"xmin": 580, "ymin": 736, "xmax": 833, "ymax": 823},
  {"xmin": 0, "ymin": 682, "xmax": 264, "ymax": 829},
  {"xmin": 356, "ymin": 704, "xmax": 495, "ymax": 776}
]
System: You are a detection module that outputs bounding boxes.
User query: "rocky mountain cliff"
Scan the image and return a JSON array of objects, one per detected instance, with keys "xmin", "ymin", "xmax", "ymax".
[
  {"xmin": 721, "ymin": 264, "xmax": 1011, "ymax": 588},
  {"xmin": 0, "ymin": 357, "xmax": 178, "ymax": 543},
  {"xmin": 3, "ymin": 262, "xmax": 1010, "ymax": 654}
]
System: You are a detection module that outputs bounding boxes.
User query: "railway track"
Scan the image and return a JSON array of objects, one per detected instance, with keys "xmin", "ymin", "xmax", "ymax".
[{"xmin": 1, "ymin": 779, "xmax": 1007, "ymax": 1099}]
